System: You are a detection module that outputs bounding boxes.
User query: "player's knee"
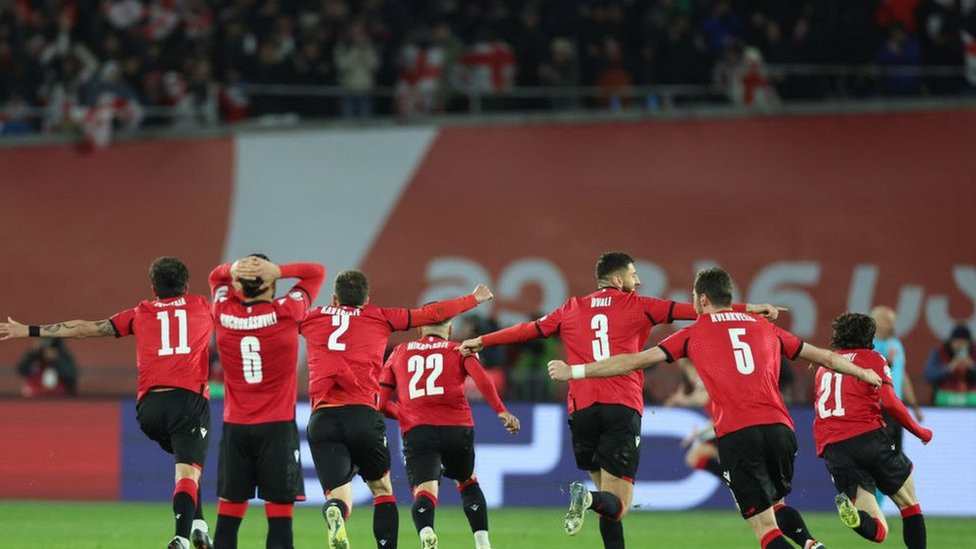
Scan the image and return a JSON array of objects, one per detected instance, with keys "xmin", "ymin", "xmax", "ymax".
[{"xmin": 367, "ymin": 477, "xmax": 394, "ymax": 497}]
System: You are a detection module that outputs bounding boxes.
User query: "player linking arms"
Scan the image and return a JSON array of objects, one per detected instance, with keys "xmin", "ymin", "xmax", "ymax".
[
  {"xmin": 460, "ymin": 252, "xmax": 781, "ymax": 549},
  {"xmin": 0, "ymin": 256, "xmax": 216, "ymax": 549},
  {"xmin": 301, "ymin": 269, "xmax": 493, "ymax": 549},
  {"xmin": 813, "ymin": 312, "xmax": 932, "ymax": 549},
  {"xmin": 209, "ymin": 255, "xmax": 326, "ymax": 549},
  {"xmin": 549, "ymin": 267, "xmax": 882, "ymax": 549},
  {"xmin": 378, "ymin": 314, "xmax": 520, "ymax": 549}
]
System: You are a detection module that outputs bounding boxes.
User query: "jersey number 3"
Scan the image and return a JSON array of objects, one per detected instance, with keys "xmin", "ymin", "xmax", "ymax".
[
  {"xmin": 591, "ymin": 314, "xmax": 610, "ymax": 361},
  {"xmin": 407, "ymin": 354, "xmax": 445, "ymax": 399}
]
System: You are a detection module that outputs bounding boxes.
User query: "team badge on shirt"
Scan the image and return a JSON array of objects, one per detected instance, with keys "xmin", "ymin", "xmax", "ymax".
[{"xmin": 289, "ymin": 291, "xmax": 304, "ymax": 301}]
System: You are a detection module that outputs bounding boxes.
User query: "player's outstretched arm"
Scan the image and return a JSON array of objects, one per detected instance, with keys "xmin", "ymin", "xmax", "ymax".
[
  {"xmin": 798, "ymin": 343, "xmax": 883, "ymax": 388},
  {"xmin": 462, "ymin": 354, "xmax": 520, "ymax": 434},
  {"xmin": 548, "ymin": 346, "xmax": 669, "ymax": 381},
  {"xmin": 880, "ymin": 384, "xmax": 932, "ymax": 444},
  {"xmin": 0, "ymin": 316, "xmax": 115, "ymax": 340},
  {"xmin": 459, "ymin": 321, "xmax": 541, "ymax": 356},
  {"xmin": 668, "ymin": 301, "xmax": 787, "ymax": 322},
  {"xmin": 406, "ymin": 284, "xmax": 493, "ymax": 330}
]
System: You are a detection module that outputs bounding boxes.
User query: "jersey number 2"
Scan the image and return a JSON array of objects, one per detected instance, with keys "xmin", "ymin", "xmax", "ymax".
[
  {"xmin": 817, "ymin": 372, "xmax": 846, "ymax": 418},
  {"xmin": 407, "ymin": 354, "xmax": 445, "ymax": 399},
  {"xmin": 156, "ymin": 310, "xmax": 190, "ymax": 356},
  {"xmin": 328, "ymin": 315, "xmax": 349, "ymax": 351}
]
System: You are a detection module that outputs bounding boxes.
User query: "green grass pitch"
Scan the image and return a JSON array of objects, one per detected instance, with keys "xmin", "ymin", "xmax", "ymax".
[{"xmin": 2, "ymin": 501, "xmax": 973, "ymax": 548}]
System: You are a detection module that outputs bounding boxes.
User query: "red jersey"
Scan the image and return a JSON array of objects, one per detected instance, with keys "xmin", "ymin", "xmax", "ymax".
[
  {"xmin": 109, "ymin": 294, "xmax": 213, "ymax": 402},
  {"xmin": 659, "ymin": 311, "xmax": 801, "ymax": 437},
  {"xmin": 482, "ymin": 287, "xmax": 745, "ymax": 414},
  {"xmin": 812, "ymin": 348, "xmax": 930, "ymax": 455},
  {"xmin": 379, "ymin": 336, "xmax": 506, "ymax": 434},
  {"xmin": 210, "ymin": 263, "xmax": 325, "ymax": 424},
  {"xmin": 302, "ymin": 295, "xmax": 480, "ymax": 410}
]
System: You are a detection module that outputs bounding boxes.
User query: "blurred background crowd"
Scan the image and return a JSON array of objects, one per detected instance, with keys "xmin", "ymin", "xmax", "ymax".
[{"xmin": 2, "ymin": 0, "xmax": 975, "ymax": 139}]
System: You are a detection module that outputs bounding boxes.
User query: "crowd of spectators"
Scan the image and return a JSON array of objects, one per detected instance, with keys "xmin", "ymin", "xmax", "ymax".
[{"xmin": 2, "ymin": 0, "xmax": 975, "ymax": 138}]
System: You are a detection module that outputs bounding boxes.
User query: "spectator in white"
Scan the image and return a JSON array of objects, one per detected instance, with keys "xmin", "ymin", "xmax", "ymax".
[
  {"xmin": 334, "ymin": 21, "xmax": 380, "ymax": 118},
  {"xmin": 925, "ymin": 324, "xmax": 976, "ymax": 406},
  {"xmin": 38, "ymin": 15, "xmax": 98, "ymax": 132},
  {"xmin": 455, "ymin": 32, "xmax": 516, "ymax": 95},
  {"xmin": 726, "ymin": 45, "xmax": 778, "ymax": 109}
]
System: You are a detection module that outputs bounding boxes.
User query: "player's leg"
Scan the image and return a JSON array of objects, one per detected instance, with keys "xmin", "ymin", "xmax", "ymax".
[
  {"xmin": 890, "ymin": 475, "xmax": 926, "ymax": 549},
  {"xmin": 443, "ymin": 427, "xmax": 492, "ymax": 549},
  {"xmin": 147, "ymin": 390, "xmax": 211, "ymax": 549},
  {"xmin": 352, "ymin": 407, "xmax": 399, "ymax": 549},
  {"xmin": 403, "ymin": 426, "xmax": 442, "ymax": 549},
  {"xmin": 686, "ymin": 441, "xmax": 722, "ymax": 478},
  {"xmin": 214, "ymin": 423, "xmax": 253, "ymax": 549},
  {"xmin": 308, "ymin": 408, "xmax": 354, "ymax": 549},
  {"xmin": 844, "ymin": 485, "xmax": 889, "ymax": 543},
  {"xmin": 366, "ymin": 473, "xmax": 399, "ymax": 549},
  {"xmin": 253, "ymin": 421, "xmax": 305, "ymax": 549},
  {"xmin": 719, "ymin": 425, "xmax": 792, "ymax": 549},
  {"xmin": 762, "ymin": 425, "xmax": 823, "ymax": 549}
]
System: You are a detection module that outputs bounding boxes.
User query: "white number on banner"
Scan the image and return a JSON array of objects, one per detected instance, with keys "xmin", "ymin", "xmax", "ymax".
[
  {"xmin": 591, "ymin": 314, "xmax": 610, "ymax": 361},
  {"xmin": 241, "ymin": 336, "xmax": 263, "ymax": 384},
  {"xmin": 817, "ymin": 372, "xmax": 847, "ymax": 418},
  {"xmin": 156, "ymin": 309, "xmax": 191, "ymax": 356},
  {"xmin": 728, "ymin": 328, "xmax": 755, "ymax": 374},
  {"xmin": 328, "ymin": 314, "xmax": 349, "ymax": 351},
  {"xmin": 407, "ymin": 354, "xmax": 446, "ymax": 399}
]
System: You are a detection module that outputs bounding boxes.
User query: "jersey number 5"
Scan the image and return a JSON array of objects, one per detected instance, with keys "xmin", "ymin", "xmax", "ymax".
[
  {"xmin": 407, "ymin": 354, "xmax": 445, "ymax": 399},
  {"xmin": 156, "ymin": 310, "xmax": 191, "ymax": 356},
  {"xmin": 727, "ymin": 328, "xmax": 756, "ymax": 374}
]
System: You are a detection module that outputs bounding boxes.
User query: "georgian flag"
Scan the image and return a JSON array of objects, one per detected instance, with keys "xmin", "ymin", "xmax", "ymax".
[{"xmin": 964, "ymin": 32, "xmax": 976, "ymax": 86}]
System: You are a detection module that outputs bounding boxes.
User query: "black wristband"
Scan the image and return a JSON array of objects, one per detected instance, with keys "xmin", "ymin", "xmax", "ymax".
[{"xmin": 28, "ymin": 325, "xmax": 40, "ymax": 337}]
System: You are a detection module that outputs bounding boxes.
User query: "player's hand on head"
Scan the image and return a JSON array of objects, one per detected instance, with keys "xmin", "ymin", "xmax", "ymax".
[
  {"xmin": 547, "ymin": 360, "xmax": 571, "ymax": 382},
  {"xmin": 0, "ymin": 317, "xmax": 28, "ymax": 340},
  {"xmin": 458, "ymin": 338, "xmax": 483, "ymax": 356},
  {"xmin": 471, "ymin": 284, "xmax": 494, "ymax": 304},
  {"xmin": 498, "ymin": 411, "xmax": 521, "ymax": 434}
]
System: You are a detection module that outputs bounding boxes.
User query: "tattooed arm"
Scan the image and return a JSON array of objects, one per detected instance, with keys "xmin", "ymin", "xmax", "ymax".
[{"xmin": 0, "ymin": 317, "xmax": 116, "ymax": 340}]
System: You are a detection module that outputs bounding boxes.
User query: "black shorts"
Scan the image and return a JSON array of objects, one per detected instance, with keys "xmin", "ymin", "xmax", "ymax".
[
  {"xmin": 402, "ymin": 425, "xmax": 475, "ymax": 487},
  {"xmin": 881, "ymin": 410, "xmax": 904, "ymax": 453},
  {"xmin": 718, "ymin": 423, "xmax": 797, "ymax": 518},
  {"xmin": 218, "ymin": 420, "xmax": 305, "ymax": 503},
  {"xmin": 568, "ymin": 404, "xmax": 641, "ymax": 481},
  {"xmin": 307, "ymin": 405, "xmax": 390, "ymax": 491},
  {"xmin": 822, "ymin": 428, "xmax": 913, "ymax": 499},
  {"xmin": 135, "ymin": 388, "xmax": 211, "ymax": 468}
]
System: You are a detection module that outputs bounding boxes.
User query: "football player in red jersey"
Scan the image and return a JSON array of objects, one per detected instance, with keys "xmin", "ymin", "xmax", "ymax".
[
  {"xmin": 378, "ymin": 315, "xmax": 520, "ymax": 549},
  {"xmin": 208, "ymin": 254, "xmax": 326, "ymax": 549},
  {"xmin": 548, "ymin": 268, "xmax": 883, "ymax": 549},
  {"xmin": 459, "ymin": 252, "xmax": 780, "ymax": 549},
  {"xmin": 301, "ymin": 269, "xmax": 493, "ymax": 549},
  {"xmin": 0, "ymin": 256, "xmax": 215, "ymax": 549},
  {"xmin": 813, "ymin": 312, "xmax": 932, "ymax": 549}
]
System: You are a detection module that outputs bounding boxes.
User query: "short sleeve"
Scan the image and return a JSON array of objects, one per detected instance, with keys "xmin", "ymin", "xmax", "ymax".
[
  {"xmin": 659, "ymin": 327, "xmax": 692, "ymax": 362},
  {"xmin": 867, "ymin": 351, "xmax": 893, "ymax": 383},
  {"xmin": 640, "ymin": 296, "xmax": 676, "ymax": 324},
  {"xmin": 380, "ymin": 307, "xmax": 411, "ymax": 332},
  {"xmin": 109, "ymin": 308, "xmax": 137, "ymax": 337},
  {"xmin": 535, "ymin": 304, "xmax": 565, "ymax": 337},
  {"xmin": 774, "ymin": 325, "xmax": 804, "ymax": 360}
]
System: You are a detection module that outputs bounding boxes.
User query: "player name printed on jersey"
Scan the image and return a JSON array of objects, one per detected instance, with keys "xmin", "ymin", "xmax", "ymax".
[
  {"xmin": 591, "ymin": 296, "xmax": 612, "ymax": 308},
  {"xmin": 709, "ymin": 312, "xmax": 757, "ymax": 323},
  {"xmin": 405, "ymin": 340, "xmax": 452, "ymax": 351},
  {"xmin": 153, "ymin": 297, "xmax": 187, "ymax": 308},
  {"xmin": 320, "ymin": 306, "xmax": 362, "ymax": 317},
  {"xmin": 219, "ymin": 311, "xmax": 279, "ymax": 330}
]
